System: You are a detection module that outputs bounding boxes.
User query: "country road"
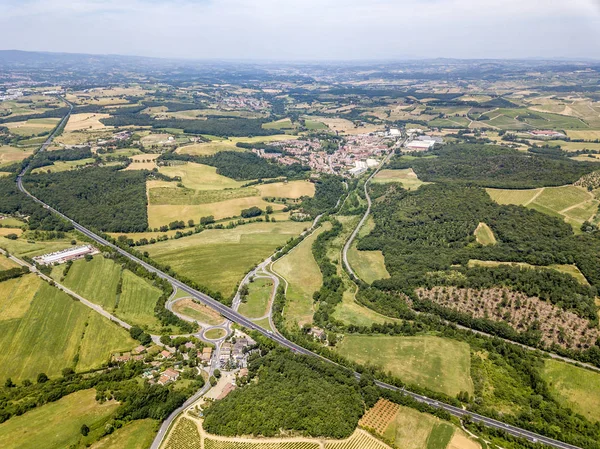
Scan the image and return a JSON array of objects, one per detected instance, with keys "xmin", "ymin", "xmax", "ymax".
[{"xmin": 13, "ymin": 108, "xmax": 584, "ymax": 449}]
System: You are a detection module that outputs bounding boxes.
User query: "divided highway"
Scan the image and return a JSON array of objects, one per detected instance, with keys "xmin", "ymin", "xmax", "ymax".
[{"xmin": 15, "ymin": 117, "xmax": 581, "ymax": 449}]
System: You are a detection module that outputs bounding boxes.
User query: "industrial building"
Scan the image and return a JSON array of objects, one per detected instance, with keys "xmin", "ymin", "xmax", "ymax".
[{"xmin": 33, "ymin": 245, "xmax": 98, "ymax": 266}]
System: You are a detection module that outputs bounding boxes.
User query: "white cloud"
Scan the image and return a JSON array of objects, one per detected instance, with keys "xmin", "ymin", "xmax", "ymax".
[{"xmin": 0, "ymin": 0, "xmax": 599, "ymax": 59}]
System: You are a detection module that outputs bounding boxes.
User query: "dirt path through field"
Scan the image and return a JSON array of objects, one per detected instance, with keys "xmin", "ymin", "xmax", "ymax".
[
  {"xmin": 524, "ymin": 188, "xmax": 544, "ymax": 205},
  {"xmin": 559, "ymin": 189, "xmax": 595, "ymax": 214}
]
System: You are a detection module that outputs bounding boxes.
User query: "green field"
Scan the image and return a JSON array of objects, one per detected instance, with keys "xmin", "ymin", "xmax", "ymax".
[
  {"xmin": 61, "ymin": 256, "xmax": 121, "ymax": 309},
  {"xmin": 474, "ymin": 222, "xmax": 496, "ymax": 245},
  {"xmin": 542, "ymin": 359, "xmax": 600, "ymax": 422},
  {"xmin": 487, "ymin": 185, "xmax": 598, "ymax": 230},
  {"xmin": 0, "ymin": 389, "xmax": 119, "ymax": 449},
  {"xmin": 239, "ymin": 277, "xmax": 273, "ymax": 319},
  {"xmin": 0, "ymin": 276, "xmax": 136, "ymax": 380},
  {"xmin": 332, "ymin": 285, "xmax": 398, "ymax": 327},
  {"xmin": 0, "ymin": 235, "xmax": 74, "ymax": 258},
  {"xmin": 177, "ymin": 135, "xmax": 296, "ymax": 156},
  {"xmin": 205, "ymin": 328, "xmax": 227, "ymax": 340},
  {"xmin": 272, "ymin": 224, "xmax": 330, "ymax": 329},
  {"xmin": 157, "ymin": 162, "xmax": 243, "ymax": 191},
  {"xmin": 263, "ymin": 118, "xmax": 295, "ymax": 130},
  {"xmin": 382, "ymin": 405, "xmax": 463, "ymax": 449},
  {"xmin": 31, "ymin": 158, "xmax": 95, "ymax": 174},
  {"xmin": 373, "ymin": 168, "xmax": 428, "ymax": 190},
  {"xmin": 90, "ymin": 419, "xmax": 158, "ymax": 449},
  {"xmin": 347, "ymin": 244, "xmax": 389, "ymax": 284},
  {"xmin": 116, "ymin": 270, "xmax": 163, "ymax": 331},
  {"xmin": 0, "ymin": 253, "xmax": 18, "ymax": 270},
  {"xmin": 336, "ymin": 335, "xmax": 473, "ymax": 396},
  {"xmin": 146, "ymin": 222, "xmax": 306, "ymax": 298}
]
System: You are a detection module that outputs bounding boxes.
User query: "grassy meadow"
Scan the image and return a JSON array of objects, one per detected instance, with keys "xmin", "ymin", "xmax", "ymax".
[
  {"xmin": 473, "ymin": 222, "xmax": 497, "ymax": 245},
  {"xmin": 542, "ymin": 359, "xmax": 600, "ymax": 422},
  {"xmin": 57, "ymin": 256, "xmax": 170, "ymax": 332},
  {"xmin": 335, "ymin": 335, "xmax": 473, "ymax": 396},
  {"xmin": 373, "ymin": 168, "xmax": 428, "ymax": 190},
  {"xmin": 239, "ymin": 277, "xmax": 273, "ymax": 319},
  {"xmin": 176, "ymin": 135, "xmax": 296, "ymax": 156},
  {"xmin": 0, "ymin": 276, "xmax": 136, "ymax": 380},
  {"xmin": 487, "ymin": 185, "xmax": 598, "ymax": 231},
  {"xmin": 272, "ymin": 224, "xmax": 330, "ymax": 329},
  {"xmin": 89, "ymin": 419, "xmax": 158, "ymax": 449},
  {"xmin": 172, "ymin": 298, "xmax": 225, "ymax": 326},
  {"xmin": 0, "ymin": 389, "xmax": 119, "ymax": 449},
  {"xmin": 146, "ymin": 222, "xmax": 306, "ymax": 299},
  {"xmin": 147, "ymin": 162, "xmax": 298, "ymax": 228}
]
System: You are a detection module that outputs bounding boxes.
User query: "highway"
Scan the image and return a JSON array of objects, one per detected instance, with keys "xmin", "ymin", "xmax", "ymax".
[{"xmin": 14, "ymin": 117, "xmax": 582, "ymax": 449}]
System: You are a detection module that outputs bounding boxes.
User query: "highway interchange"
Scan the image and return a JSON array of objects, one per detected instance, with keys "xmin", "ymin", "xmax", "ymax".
[{"xmin": 13, "ymin": 105, "xmax": 583, "ymax": 449}]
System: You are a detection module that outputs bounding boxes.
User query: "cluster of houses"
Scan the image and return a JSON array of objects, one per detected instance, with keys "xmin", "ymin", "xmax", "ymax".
[{"xmin": 219, "ymin": 334, "xmax": 256, "ymax": 369}]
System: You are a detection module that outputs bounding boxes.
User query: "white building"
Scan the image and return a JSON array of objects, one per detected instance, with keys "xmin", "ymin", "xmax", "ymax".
[
  {"xmin": 34, "ymin": 245, "xmax": 98, "ymax": 265},
  {"xmin": 366, "ymin": 158, "xmax": 379, "ymax": 168},
  {"xmin": 405, "ymin": 140, "xmax": 436, "ymax": 151},
  {"xmin": 389, "ymin": 128, "xmax": 401, "ymax": 136}
]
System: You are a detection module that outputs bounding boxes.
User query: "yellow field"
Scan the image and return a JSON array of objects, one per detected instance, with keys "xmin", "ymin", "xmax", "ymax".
[
  {"xmin": 177, "ymin": 135, "xmax": 297, "ymax": 156},
  {"xmin": 148, "ymin": 197, "xmax": 285, "ymax": 229},
  {"xmin": 0, "ymin": 227, "xmax": 23, "ymax": 237},
  {"xmin": 157, "ymin": 162, "xmax": 243, "ymax": 190},
  {"xmin": 6, "ymin": 118, "xmax": 60, "ymax": 136},
  {"xmin": 257, "ymin": 180, "xmax": 315, "ymax": 198},
  {"xmin": 566, "ymin": 130, "xmax": 600, "ymax": 140},
  {"xmin": 373, "ymin": 168, "xmax": 428, "ymax": 190},
  {"xmin": 0, "ymin": 275, "xmax": 42, "ymax": 320},
  {"xmin": 468, "ymin": 260, "xmax": 589, "ymax": 285},
  {"xmin": 308, "ymin": 116, "xmax": 382, "ymax": 135},
  {"xmin": 64, "ymin": 113, "xmax": 111, "ymax": 131},
  {"xmin": 124, "ymin": 153, "xmax": 159, "ymax": 171},
  {"xmin": 0, "ymin": 145, "xmax": 34, "ymax": 165},
  {"xmin": 473, "ymin": 222, "xmax": 496, "ymax": 245}
]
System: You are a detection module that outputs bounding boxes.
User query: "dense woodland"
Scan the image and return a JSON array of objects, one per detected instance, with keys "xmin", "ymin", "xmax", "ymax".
[
  {"xmin": 160, "ymin": 150, "xmax": 309, "ymax": 181},
  {"xmin": 390, "ymin": 144, "xmax": 598, "ymax": 188},
  {"xmin": 0, "ymin": 177, "xmax": 72, "ymax": 231},
  {"xmin": 359, "ymin": 183, "xmax": 599, "ymax": 321},
  {"xmin": 202, "ymin": 349, "xmax": 364, "ymax": 438},
  {"xmin": 100, "ymin": 110, "xmax": 279, "ymax": 137},
  {"xmin": 24, "ymin": 166, "xmax": 149, "ymax": 232},
  {"xmin": 300, "ymin": 175, "xmax": 346, "ymax": 217},
  {"xmin": 28, "ymin": 147, "xmax": 93, "ymax": 171}
]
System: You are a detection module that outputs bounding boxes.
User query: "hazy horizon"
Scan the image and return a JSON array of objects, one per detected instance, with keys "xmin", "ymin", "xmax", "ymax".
[{"xmin": 1, "ymin": 0, "xmax": 600, "ymax": 61}]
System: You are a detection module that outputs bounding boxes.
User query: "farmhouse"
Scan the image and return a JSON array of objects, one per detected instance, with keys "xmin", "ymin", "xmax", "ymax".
[
  {"xmin": 33, "ymin": 245, "xmax": 98, "ymax": 266},
  {"xmin": 529, "ymin": 130, "xmax": 566, "ymax": 138},
  {"xmin": 200, "ymin": 347, "xmax": 213, "ymax": 363}
]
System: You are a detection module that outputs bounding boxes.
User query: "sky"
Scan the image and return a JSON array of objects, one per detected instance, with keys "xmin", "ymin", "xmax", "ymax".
[{"xmin": 1, "ymin": 0, "xmax": 600, "ymax": 61}]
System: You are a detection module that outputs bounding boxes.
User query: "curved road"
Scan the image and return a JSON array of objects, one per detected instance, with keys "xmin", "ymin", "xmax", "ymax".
[{"xmin": 15, "ymin": 115, "xmax": 582, "ymax": 449}]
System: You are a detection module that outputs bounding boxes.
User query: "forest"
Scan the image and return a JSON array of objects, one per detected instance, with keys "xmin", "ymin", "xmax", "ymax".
[
  {"xmin": 202, "ymin": 349, "xmax": 364, "ymax": 439},
  {"xmin": 0, "ymin": 177, "xmax": 72, "ymax": 231},
  {"xmin": 100, "ymin": 111, "xmax": 279, "ymax": 137},
  {"xmin": 160, "ymin": 150, "xmax": 309, "ymax": 181},
  {"xmin": 24, "ymin": 166, "xmax": 149, "ymax": 232},
  {"xmin": 358, "ymin": 182, "xmax": 600, "ymax": 323},
  {"xmin": 389, "ymin": 144, "xmax": 598, "ymax": 188},
  {"xmin": 28, "ymin": 147, "xmax": 93, "ymax": 171},
  {"xmin": 300, "ymin": 175, "xmax": 346, "ymax": 217}
]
